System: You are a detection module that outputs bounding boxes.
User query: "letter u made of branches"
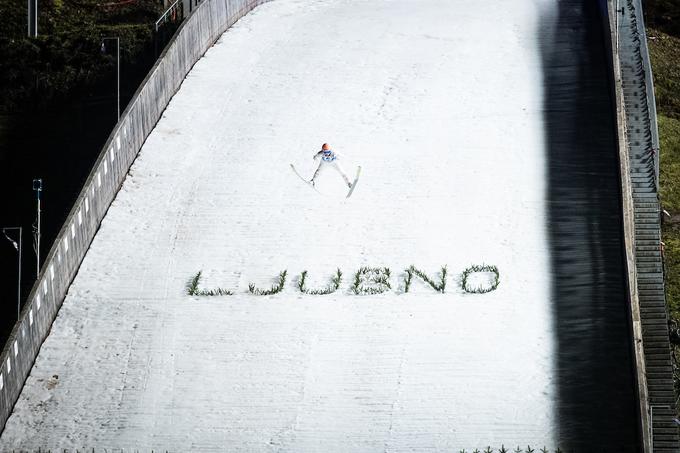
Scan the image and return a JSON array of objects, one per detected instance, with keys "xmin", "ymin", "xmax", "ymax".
[
  {"xmin": 248, "ymin": 270, "xmax": 288, "ymax": 295},
  {"xmin": 298, "ymin": 269, "xmax": 343, "ymax": 295}
]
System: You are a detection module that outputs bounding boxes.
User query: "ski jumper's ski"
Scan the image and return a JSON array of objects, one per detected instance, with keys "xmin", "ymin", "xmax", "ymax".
[
  {"xmin": 346, "ymin": 166, "xmax": 362, "ymax": 198},
  {"xmin": 290, "ymin": 163, "xmax": 312, "ymax": 186},
  {"xmin": 291, "ymin": 163, "xmax": 360, "ymax": 198},
  {"xmin": 290, "ymin": 163, "xmax": 324, "ymax": 195}
]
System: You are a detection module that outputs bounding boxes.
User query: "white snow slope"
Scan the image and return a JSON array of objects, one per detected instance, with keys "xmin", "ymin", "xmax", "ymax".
[{"xmin": 1, "ymin": 0, "xmax": 558, "ymax": 450}]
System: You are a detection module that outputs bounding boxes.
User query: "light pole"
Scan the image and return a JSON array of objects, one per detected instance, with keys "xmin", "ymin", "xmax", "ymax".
[
  {"xmin": 27, "ymin": 0, "xmax": 37, "ymax": 37},
  {"xmin": 101, "ymin": 37, "xmax": 120, "ymax": 120},
  {"xmin": 33, "ymin": 178, "xmax": 42, "ymax": 278},
  {"xmin": 3, "ymin": 227, "xmax": 23, "ymax": 321}
]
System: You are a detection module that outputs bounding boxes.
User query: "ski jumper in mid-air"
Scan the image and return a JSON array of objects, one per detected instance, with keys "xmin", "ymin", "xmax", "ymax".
[{"xmin": 310, "ymin": 143, "xmax": 352, "ymax": 188}]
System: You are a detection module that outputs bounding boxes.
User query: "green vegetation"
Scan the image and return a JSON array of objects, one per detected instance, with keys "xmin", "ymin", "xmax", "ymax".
[
  {"xmin": 403, "ymin": 265, "xmax": 447, "ymax": 293},
  {"xmin": 0, "ymin": 0, "xmax": 165, "ymax": 112},
  {"xmin": 460, "ymin": 264, "xmax": 500, "ymax": 294},
  {"xmin": 297, "ymin": 269, "xmax": 342, "ymax": 295},
  {"xmin": 248, "ymin": 270, "xmax": 287, "ymax": 296},
  {"xmin": 351, "ymin": 267, "xmax": 391, "ymax": 295},
  {"xmin": 186, "ymin": 271, "xmax": 233, "ymax": 296},
  {"xmin": 459, "ymin": 447, "xmax": 561, "ymax": 453},
  {"xmin": 645, "ymin": 0, "xmax": 680, "ymax": 37},
  {"xmin": 658, "ymin": 116, "xmax": 680, "ymax": 213},
  {"xmin": 648, "ymin": 35, "xmax": 680, "ymax": 122},
  {"xmin": 451, "ymin": 446, "xmax": 561, "ymax": 453},
  {"xmin": 656, "ymin": 113, "xmax": 680, "ymax": 320}
]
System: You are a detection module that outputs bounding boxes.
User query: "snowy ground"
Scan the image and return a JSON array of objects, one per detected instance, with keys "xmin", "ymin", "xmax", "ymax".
[{"xmin": 1, "ymin": 0, "xmax": 557, "ymax": 450}]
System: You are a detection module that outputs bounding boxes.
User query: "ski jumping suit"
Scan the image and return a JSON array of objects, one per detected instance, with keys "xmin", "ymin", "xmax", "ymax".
[{"xmin": 311, "ymin": 149, "xmax": 351, "ymax": 187}]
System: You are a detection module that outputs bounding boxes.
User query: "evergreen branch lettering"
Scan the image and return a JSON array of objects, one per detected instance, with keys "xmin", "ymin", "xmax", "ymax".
[
  {"xmin": 461, "ymin": 264, "xmax": 500, "ymax": 294},
  {"xmin": 249, "ymin": 270, "xmax": 288, "ymax": 296},
  {"xmin": 186, "ymin": 271, "xmax": 234, "ymax": 296},
  {"xmin": 298, "ymin": 269, "xmax": 343, "ymax": 295},
  {"xmin": 351, "ymin": 266, "xmax": 391, "ymax": 295},
  {"xmin": 403, "ymin": 265, "xmax": 447, "ymax": 293}
]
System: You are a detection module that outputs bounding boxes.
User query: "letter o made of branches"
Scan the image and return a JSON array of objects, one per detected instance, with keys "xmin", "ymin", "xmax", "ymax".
[{"xmin": 461, "ymin": 264, "xmax": 500, "ymax": 294}]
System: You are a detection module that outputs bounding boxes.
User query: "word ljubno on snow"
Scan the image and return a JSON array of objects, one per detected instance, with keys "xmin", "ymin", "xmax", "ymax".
[{"xmin": 187, "ymin": 264, "xmax": 500, "ymax": 296}]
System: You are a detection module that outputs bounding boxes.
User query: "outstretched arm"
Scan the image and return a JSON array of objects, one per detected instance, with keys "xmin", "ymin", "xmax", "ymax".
[{"xmin": 313, "ymin": 150, "xmax": 323, "ymax": 160}]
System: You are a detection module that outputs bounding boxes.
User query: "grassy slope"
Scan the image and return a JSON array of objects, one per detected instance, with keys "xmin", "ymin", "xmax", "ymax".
[
  {"xmin": 660, "ymin": 114, "xmax": 680, "ymax": 317},
  {"xmin": 648, "ymin": 30, "xmax": 680, "ymax": 320}
]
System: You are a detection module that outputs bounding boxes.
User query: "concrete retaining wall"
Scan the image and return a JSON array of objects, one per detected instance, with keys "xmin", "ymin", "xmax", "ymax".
[
  {"xmin": 0, "ymin": 0, "xmax": 271, "ymax": 434},
  {"xmin": 606, "ymin": 0, "xmax": 651, "ymax": 450}
]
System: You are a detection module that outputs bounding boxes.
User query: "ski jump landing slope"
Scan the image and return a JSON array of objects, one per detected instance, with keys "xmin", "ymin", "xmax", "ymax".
[{"xmin": 2, "ymin": 0, "xmax": 557, "ymax": 450}]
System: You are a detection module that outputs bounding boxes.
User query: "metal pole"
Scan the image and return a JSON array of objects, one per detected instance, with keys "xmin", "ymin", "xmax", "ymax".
[
  {"xmin": 35, "ymin": 186, "xmax": 40, "ymax": 279},
  {"xmin": 37, "ymin": 196, "xmax": 40, "ymax": 276},
  {"xmin": 116, "ymin": 37, "xmax": 120, "ymax": 120},
  {"xmin": 34, "ymin": 178, "xmax": 42, "ymax": 277},
  {"xmin": 18, "ymin": 227, "xmax": 22, "ymax": 320},
  {"xmin": 27, "ymin": 0, "xmax": 37, "ymax": 37}
]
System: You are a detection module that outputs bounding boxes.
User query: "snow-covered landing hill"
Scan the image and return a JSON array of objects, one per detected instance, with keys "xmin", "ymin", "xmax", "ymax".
[{"xmin": 1, "ymin": 0, "xmax": 557, "ymax": 450}]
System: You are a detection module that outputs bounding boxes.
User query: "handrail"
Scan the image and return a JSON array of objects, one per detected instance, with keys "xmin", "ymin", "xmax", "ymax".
[
  {"xmin": 631, "ymin": 0, "xmax": 661, "ymax": 191},
  {"xmin": 612, "ymin": 0, "xmax": 679, "ymax": 450},
  {"xmin": 155, "ymin": 0, "xmax": 183, "ymax": 32},
  {"xmin": 608, "ymin": 1, "xmax": 650, "ymax": 449}
]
